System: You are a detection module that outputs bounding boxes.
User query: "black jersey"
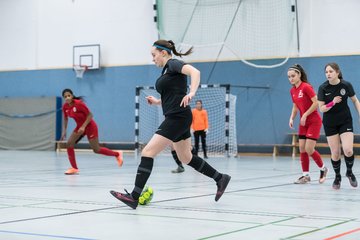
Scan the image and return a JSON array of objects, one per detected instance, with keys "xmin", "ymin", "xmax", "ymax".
[
  {"xmin": 318, "ymin": 79, "xmax": 355, "ymax": 126},
  {"xmin": 155, "ymin": 59, "xmax": 190, "ymax": 116}
]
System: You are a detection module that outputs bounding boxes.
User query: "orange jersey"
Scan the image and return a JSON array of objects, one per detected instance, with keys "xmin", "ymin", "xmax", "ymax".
[{"xmin": 191, "ymin": 109, "xmax": 209, "ymax": 131}]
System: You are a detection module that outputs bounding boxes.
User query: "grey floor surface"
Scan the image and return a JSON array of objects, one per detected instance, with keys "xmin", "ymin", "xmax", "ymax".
[{"xmin": 0, "ymin": 150, "xmax": 359, "ymax": 240}]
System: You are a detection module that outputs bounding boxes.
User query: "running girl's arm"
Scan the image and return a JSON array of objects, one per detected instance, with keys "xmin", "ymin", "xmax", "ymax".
[
  {"xmin": 300, "ymin": 96, "xmax": 318, "ymax": 126},
  {"xmin": 289, "ymin": 103, "xmax": 298, "ymax": 129},
  {"xmin": 180, "ymin": 64, "xmax": 200, "ymax": 107},
  {"xmin": 318, "ymin": 100, "xmax": 327, "ymax": 113},
  {"xmin": 319, "ymin": 99, "xmax": 336, "ymax": 113},
  {"xmin": 81, "ymin": 112, "xmax": 93, "ymax": 130},
  {"xmin": 61, "ymin": 116, "xmax": 68, "ymax": 140},
  {"xmin": 317, "ymin": 84, "xmax": 341, "ymax": 113},
  {"xmin": 146, "ymin": 96, "xmax": 161, "ymax": 105},
  {"xmin": 76, "ymin": 101, "xmax": 93, "ymax": 134},
  {"xmin": 350, "ymin": 95, "xmax": 360, "ymax": 117},
  {"xmin": 319, "ymin": 96, "xmax": 342, "ymax": 113},
  {"xmin": 303, "ymin": 96, "xmax": 319, "ymax": 117},
  {"xmin": 77, "ymin": 112, "xmax": 93, "ymax": 135}
]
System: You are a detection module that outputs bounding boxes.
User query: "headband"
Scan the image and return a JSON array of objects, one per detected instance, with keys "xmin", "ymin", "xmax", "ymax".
[
  {"xmin": 288, "ymin": 67, "xmax": 301, "ymax": 73},
  {"xmin": 153, "ymin": 44, "xmax": 171, "ymax": 53}
]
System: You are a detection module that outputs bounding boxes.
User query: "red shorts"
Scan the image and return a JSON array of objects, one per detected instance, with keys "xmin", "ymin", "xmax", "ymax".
[
  {"xmin": 298, "ymin": 121, "xmax": 321, "ymax": 140},
  {"xmin": 74, "ymin": 121, "xmax": 98, "ymax": 140}
]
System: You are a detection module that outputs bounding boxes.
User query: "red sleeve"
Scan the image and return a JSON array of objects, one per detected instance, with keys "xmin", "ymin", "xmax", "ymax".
[
  {"xmin": 75, "ymin": 100, "xmax": 90, "ymax": 115},
  {"xmin": 303, "ymin": 84, "xmax": 316, "ymax": 99}
]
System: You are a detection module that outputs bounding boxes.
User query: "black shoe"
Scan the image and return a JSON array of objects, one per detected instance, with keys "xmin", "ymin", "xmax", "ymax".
[
  {"xmin": 171, "ymin": 166, "xmax": 185, "ymax": 173},
  {"xmin": 319, "ymin": 167, "xmax": 328, "ymax": 184},
  {"xmin": 332, "ymin": 175, "xmax": 341, "ymax": 190},
  {"xmin": 346, "ymin": 172, "xmax": 358, "ymax": 188},
  {"xmin": 215, "ymin": 174, "xmax": 231, "ymax": 201},
  {"xmin": 110, "ymin": 189, "xmax": 138, "ymax": 209},
  {"xmin": 204, "ymin": 155, "xmax": 208, "ymax": 159}
]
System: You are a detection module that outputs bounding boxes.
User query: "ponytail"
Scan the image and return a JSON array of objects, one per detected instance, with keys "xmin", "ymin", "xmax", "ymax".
[{"xmin": 153, "ymin": 39, "xmax": 193, "ymax": 57}]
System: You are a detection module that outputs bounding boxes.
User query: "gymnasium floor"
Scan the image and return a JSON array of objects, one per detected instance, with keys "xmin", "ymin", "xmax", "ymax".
[{"xmin": 0, "ymin": 150, "xmax": 359, "ymax": 240}]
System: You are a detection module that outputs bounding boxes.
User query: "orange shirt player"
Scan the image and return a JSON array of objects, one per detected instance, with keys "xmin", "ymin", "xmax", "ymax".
[
  {"xmin": 191, "ymin": 100, "xmax": 209, "ymax": 158},
  {"xmin": 61, "ymin": 88, "xmax": 123, "ymax": 175}
]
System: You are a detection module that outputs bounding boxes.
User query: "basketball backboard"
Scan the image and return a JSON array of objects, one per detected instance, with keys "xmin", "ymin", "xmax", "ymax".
[{"xmin": 73, "ymin": 44, "xmax": 100, "ymax": 69}]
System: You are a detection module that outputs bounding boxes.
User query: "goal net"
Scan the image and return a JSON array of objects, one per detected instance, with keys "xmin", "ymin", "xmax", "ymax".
[
  {"xmin": 135, "ymin": 84, "xmax": 237, "ymax": 158},
  {"xmin": 155, "ymin": 0, "xmax": 298, "ymax": 68}
]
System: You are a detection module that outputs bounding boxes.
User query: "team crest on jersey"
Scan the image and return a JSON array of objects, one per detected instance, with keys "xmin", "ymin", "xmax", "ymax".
[
  {"xmin": 340, "ymin": 88, "xmax": 346, "ymax": 96},
  {"xmin": 298, "ymin": 90, "xmax": 303, "ymax": 98},
  {"xmin": 73, "ymin": 107, "xmax": 77, "ymax": 112}
]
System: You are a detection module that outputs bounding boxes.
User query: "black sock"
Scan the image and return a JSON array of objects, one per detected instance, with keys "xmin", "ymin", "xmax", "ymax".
[
  {"xmin": 171, "ymin": 150, "xmax": 183, "ymax": 167},
  {"xmin": 331, "ymin": 159, "xmax": 341, "ymax": 176},
  {"xmin": 187, "ymin": 155, "xmax": 222, "ymax": 182},
  {"xmin": 344, "ymin": 154, "xmax": 354, "ymax": 174},
  {"xmin": 131, "ymin": 157, "xmax": 154, "ymax": 200}
]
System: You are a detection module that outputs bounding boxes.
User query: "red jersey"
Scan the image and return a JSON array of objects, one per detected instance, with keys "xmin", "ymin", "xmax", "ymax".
[
  {"xmin": 62, "ymin": 99, "xmax": 96, "ymax": 129},
  {"xmin": 290, "ymin": 82, "xmax": 321, "ymax": 123}
]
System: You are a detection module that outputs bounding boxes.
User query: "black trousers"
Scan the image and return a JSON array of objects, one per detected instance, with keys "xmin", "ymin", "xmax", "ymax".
[{"xmin": 193, "ymin": 130, "xmax": 207, "ymax": 157}]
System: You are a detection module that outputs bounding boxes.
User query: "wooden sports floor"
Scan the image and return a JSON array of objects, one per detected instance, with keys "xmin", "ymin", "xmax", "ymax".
[{"xmin": 0, "ymin": 150, "xmax": 359, "ymax": 240}]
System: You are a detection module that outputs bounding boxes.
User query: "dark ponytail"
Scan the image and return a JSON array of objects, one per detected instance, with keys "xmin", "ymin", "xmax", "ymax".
[
  {"xmin": 288, "ymin": 64, "xmax": 309, "ymax": 83},
  {"xmin": 153, "ymin": 39, "xmax": 193, "ymax": 57},
  {"xmin": 62, "ymin": 88, "xmax": 83, "ymax": 100}
]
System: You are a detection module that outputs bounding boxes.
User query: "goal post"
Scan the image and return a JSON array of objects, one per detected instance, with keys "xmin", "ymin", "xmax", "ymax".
[{"xmin": 135, "ymin": 84, "xmax": 237, "ymax": 158}]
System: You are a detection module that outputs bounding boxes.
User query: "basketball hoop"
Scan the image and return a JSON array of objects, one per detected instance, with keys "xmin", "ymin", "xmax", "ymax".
[{"xmin": 73, "ymin": 65, "xmax": 88, "ymax": 78}]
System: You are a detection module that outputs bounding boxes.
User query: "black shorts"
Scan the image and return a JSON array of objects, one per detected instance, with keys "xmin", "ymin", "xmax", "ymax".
[
  {"xmin": 298, "ymin": 135, "xmax": 317, "ymax": 141},
  {"xmin": 155, "ymin": 110, "xmax": 192, "ymax": 142},
  {"xmin": 323, "ymin": 120, "xmax": 353, "ymax": 137}
]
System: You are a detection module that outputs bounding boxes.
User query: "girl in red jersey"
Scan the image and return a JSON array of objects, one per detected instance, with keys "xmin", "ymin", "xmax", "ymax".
[
  {"xmin": 288, "ymin": 64, "xmax": 328, "ymax": 184},
  {"xmin": 61, "ymin": 89, "xmax": 123, "ymax": 175}
]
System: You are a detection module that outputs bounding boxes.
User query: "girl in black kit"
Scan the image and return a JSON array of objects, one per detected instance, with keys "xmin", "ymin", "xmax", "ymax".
[
  {"xmin": 110, "ymin": 40, "xmax": 231, "ymax": 209},
  {"xmin": 318, "ymin": 62, "xmax": 360, "ymax": 189}
]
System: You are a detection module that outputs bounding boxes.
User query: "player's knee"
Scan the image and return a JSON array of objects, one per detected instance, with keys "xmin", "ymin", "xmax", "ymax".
[
  {"xmin": 141, "ymin": 147, "xmax": 156, "ymax": 158},
  {"xmin": 179, "ymin": 154, "xmax": 192, "ymax": 164},
  {"xmin": 174, "ymin": 150, "xmax": 192, "ymax": 164},
  {"xmin": 299, "ymin": 146, "xmax": 306, "ymax": 153},
  {"xmin": 331, "ymin": 151, "xmax": 341, "ymax": 160},
  {"xmin": 305, "ymin": 146, "xmax": 314, "ymax": 155},
  {"xmin": 343, "ymin": 148, "xmax": 353, "ymax": 157},
  {"xmin": 142, "ymin": 147, "xmax": 150, "ymax": 156}
]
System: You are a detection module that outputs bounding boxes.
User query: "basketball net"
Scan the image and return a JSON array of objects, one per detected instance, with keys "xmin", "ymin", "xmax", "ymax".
[{"xmin": 73, "ymin": 65, "xmax": 88, "ymax": 78}]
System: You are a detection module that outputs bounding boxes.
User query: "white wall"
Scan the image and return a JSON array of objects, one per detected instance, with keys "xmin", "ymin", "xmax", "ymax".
[
  {"xmin": 0, "ymin": 0, "xmax": 158, "ymax": 70},
  {"xmin": 1, "ymin": 0, "xmax": 360, "ymax": 71},
  {"xmin": 0, "ymin": 0, "xmax": 38, "ymax": 70},
  {"xmin": 298, "ymin": 0, "xmax": 360, "ymax": 56}
]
